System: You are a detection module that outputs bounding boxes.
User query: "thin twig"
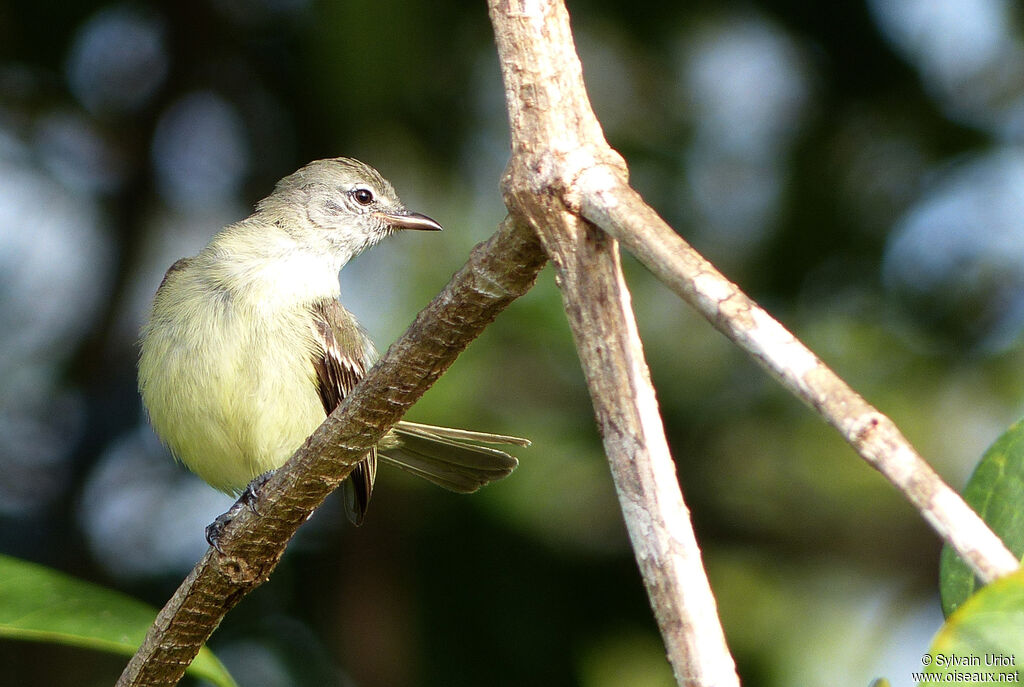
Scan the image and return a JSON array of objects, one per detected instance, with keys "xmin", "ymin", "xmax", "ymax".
[{"xmin": 116, "ymin": 218, "xmax": 546, "ymax": 686}]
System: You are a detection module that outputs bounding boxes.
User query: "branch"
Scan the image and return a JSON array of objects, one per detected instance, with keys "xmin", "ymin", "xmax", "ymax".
[
  {"xmin": 490, "ymin": 2, "xmax": 739, "ymax": 686},
  {"xmin": 576, "ymin": 178, "xmax": 1020, "ymax": 584},
  {"xmin": 523, "ymin": 213, "xmax": 742, "ymax": 687},
  {"xmin": 490, "ymin": 0, "xmax": 1018, "ymax": 589},
  {"xmin": 116, "ymin": 217, "xmax": 546, "ymax": 687},
  {"xmin": 489, "ymin": 0, "xmax": 1019, "ymax": 683}
]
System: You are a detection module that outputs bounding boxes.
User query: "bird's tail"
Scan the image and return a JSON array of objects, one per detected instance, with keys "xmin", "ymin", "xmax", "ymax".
[{"xmin": 378, "ymin": 421, "xmax": 530, "ymax": 493}]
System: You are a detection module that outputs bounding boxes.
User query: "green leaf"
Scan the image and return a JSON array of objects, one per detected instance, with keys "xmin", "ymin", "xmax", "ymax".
[
  {"xmin": 921, "ymin": 566, "xmax": 1024, "ymax": 686},
  {"xmin": 940, "ymin": 418, "xmax": 1024, "ymax": 616},
  {"xmin": 0, "ymin": 554, "xmax": 237, "ymax": 687}
]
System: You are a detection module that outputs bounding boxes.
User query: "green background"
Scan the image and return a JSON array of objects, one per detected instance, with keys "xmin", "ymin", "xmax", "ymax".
[{"xmin": 2, "ymin": 0, "xmax": 1023, "ymax": 685}]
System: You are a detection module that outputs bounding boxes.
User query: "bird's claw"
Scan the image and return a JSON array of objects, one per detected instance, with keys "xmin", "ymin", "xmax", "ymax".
[{"xmin": 205, "ymin": 470, "xmax": 277, "ymax": 552}]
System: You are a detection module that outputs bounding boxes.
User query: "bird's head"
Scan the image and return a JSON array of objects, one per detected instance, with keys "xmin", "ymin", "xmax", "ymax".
[{"xmin": 258, "ymin": 157, "xmax": 442, "ymax": 262}]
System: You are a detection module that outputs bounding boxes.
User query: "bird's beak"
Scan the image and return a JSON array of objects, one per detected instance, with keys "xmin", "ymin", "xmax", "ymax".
[{"xmin": 375, "ymin": 211, "xmax": 443, "ymax": 232}]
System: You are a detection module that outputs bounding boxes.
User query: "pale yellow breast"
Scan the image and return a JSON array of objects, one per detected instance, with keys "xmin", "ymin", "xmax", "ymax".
[{"xmin": 139, "ymin": 266, "xmax": 329, "ymax": 494}]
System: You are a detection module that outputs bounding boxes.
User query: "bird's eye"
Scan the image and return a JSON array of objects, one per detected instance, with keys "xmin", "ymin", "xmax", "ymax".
[{"xmin": 353, "ymin": 188, "xmax": 374, "ymax": 205}]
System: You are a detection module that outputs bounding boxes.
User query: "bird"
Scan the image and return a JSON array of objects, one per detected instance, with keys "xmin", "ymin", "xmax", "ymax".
[{"xmin": 138, "ymin": 157, "xmax": 528, "ymax": 536}]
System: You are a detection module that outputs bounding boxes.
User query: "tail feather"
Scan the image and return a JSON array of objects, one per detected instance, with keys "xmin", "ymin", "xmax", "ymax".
[
  {"xmin": 379, "ymin": 422, "xmax": 526, "ymax": 493},
  {"xmin": 395, "ymin": 421, "xmax": 531, "ymax": 448}
]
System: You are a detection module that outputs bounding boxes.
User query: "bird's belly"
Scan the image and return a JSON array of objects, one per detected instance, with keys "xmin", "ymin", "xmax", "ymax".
[{"xmin": 141, "ymin": 305, "xmax": 325, "ymax": 494}]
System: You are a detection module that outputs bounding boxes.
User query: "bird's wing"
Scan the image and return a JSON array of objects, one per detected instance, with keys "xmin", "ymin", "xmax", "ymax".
[
  {"xmin": 152, "ymin": 257, "xmax": 194, "ymax": 299},
  {"xmin": 309, "ymin": 298, "xmax": 378, "ymax": 526}
]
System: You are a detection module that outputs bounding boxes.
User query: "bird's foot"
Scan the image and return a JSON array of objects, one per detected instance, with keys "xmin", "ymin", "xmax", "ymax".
[
  {"xmin": 205, "ymin": 470, "xmax": 277, "ymax": 552},
  {"xmin": 240, "ymin": 470, "xmax": 275, "ymax": 514}
]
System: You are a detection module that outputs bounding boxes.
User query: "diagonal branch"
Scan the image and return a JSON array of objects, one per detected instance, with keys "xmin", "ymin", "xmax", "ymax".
[
  {"xmin": 576, "ymin": 178, "xmax": 1020, "ymax": 584},
  {"xmin": 116, "ymin": 217, "xmax": 546, "ymax": 687},
  {"xmin": 490, "ymin": 0, "xmax": 1018, "ymax": 589}
]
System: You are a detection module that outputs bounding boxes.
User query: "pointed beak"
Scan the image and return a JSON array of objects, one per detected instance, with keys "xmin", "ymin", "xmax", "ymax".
[{"xmin": 375, "ymin": 210, "xmax": 443, "ymax": 232}]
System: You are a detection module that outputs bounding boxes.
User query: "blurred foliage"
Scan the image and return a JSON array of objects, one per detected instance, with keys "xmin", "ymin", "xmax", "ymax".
[{"xmin": 2, "ymin": 0, "xmax": 1024, "ymax": 685}]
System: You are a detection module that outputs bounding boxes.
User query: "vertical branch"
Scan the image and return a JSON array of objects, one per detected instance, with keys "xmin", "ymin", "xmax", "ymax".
[
  {"xmin": 533, "ymin": 205, "xmax": 741, "ymax": 687},
  {"xmin": 489, "ymin": 1, "xmax": 740, "ymax": 685}
]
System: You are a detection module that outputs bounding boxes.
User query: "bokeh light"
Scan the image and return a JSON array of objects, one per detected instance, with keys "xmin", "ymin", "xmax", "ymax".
[{"xmin": 65, "ymin": 6, "xmax": 168, "ymax": 116}]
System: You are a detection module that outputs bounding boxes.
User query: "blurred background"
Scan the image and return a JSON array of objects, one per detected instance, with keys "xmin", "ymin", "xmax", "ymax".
[{"xmin": 2, "ymin": 0, "xmax": 1024, "ymax": 685}]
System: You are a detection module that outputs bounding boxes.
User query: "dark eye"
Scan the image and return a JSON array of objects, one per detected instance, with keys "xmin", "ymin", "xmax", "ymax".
[{"xmin": 353, "ymin": 188, "xmax": 374, "ymax": 205}]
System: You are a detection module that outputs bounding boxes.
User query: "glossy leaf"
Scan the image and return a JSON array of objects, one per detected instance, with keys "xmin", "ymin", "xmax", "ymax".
[
  {"xmin": 940, "ymin": 418, "xmax": 1024, "ymax": 616},
  {"xmin": 922, "ymin": 566, "xmax": 1024, "ymax": 685}
]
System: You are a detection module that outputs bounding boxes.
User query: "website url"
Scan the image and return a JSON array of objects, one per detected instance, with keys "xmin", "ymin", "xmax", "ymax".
[{"xmin": 913, "ymin": 671, "xmax": 1020, "ymax": 683}]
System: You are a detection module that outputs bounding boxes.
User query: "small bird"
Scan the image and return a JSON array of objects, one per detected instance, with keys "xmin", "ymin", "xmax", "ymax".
[{"xmin": 138, "ymin": 157, "xmax": 528, "ymax": 532}]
